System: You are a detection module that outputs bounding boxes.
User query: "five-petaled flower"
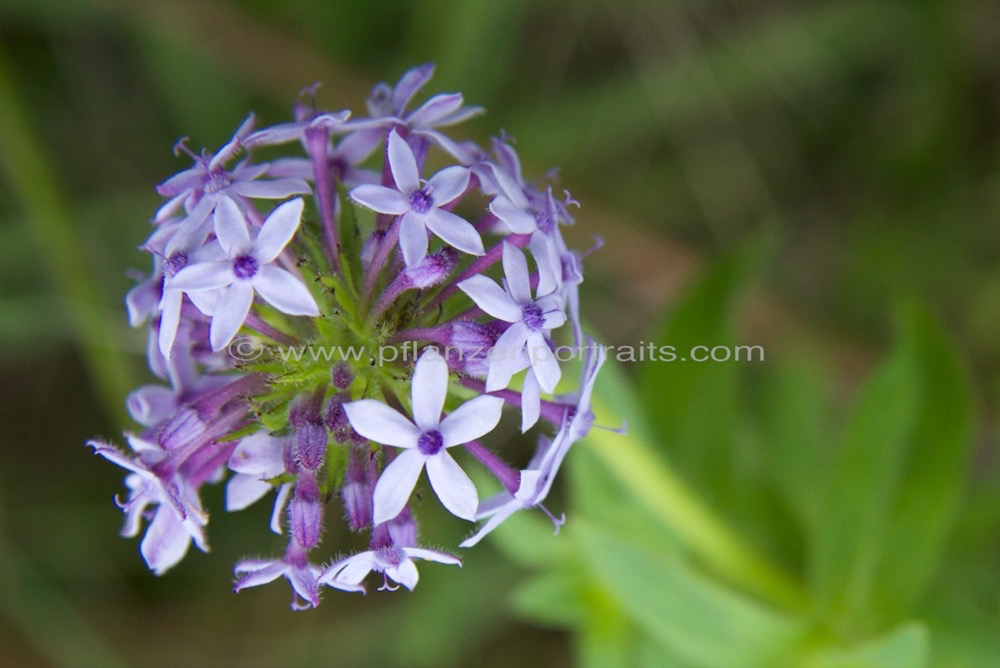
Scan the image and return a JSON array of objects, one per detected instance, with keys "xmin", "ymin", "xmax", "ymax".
[
  {"xmin": 344, "ymin": 349, "xmax": 503, "ymax": 523},
  {"xmin": 170, "ymin": 197, "xmax": 320, "ymax": 351}
]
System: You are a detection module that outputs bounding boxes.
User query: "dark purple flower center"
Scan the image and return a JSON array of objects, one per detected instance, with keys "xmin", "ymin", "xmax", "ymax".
[
  {"xmin": 522, "ymin": 303, "xmax": 545, "ymax": 331},
  {"xmin": 374, "ymin": 545, "xmax": 406, "ymax": 567},
  {"xmin": 232, "ymin": 254, "xmax": 259, "ymax": 280},
  {"xmin": 409, "ymin": 189, "xmax": 434, "ymax": 214},
  {"xmin": 164, "ymin": 251, "xmax": 188, "ymax": 277},
  {"xmin": 417, "ymin": 429, "xmax": 444, "ymax": 456}
]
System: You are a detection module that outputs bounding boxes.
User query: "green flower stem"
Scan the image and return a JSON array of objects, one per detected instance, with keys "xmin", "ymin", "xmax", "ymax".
[
  {"xmin": 0, "ymin": 58, "xmax": 133, "ymax": 426},
  {"xmin": 589, "ymin": 398, "xmax": 808, "ymax": 612}
]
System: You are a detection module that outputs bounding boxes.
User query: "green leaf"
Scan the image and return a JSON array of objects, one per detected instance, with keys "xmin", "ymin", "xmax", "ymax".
[
  {"xmin": 637, "ymin": 248, "xmax": 761, "ymax": 509},
  {"xmin": 576, "ymin": 520, "xmax": 807, "ymax": 668},
  {"xmin": 753, "ymin": 350, "xmax": 835, "ymax": 541},
  {"xmin": 871, "ymin": 308, "xmax": 973, "ymax": 614},
  {"xmin": 809, "ymin": 622, "xmax": 928, "ymax": 668},
  {"xmin": 811, "ymin": 321, "xmax": 921, "ymax": 621},
  {"xmin": 811, "ymin": 307, "xmax": 974, "ymax": 624},
  {"xmin": 508, "ymin": 571, "xmax": 583, "ymax": 629}
]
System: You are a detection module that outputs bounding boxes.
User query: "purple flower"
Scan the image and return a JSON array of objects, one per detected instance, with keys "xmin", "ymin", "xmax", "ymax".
[
  {"xmin": 319, "ymin": 544, "xmax": 460, "ymax": 592},
  {"xmin": 170, "ymin": 197, "xmax": 319, "ymax": 350},
  {"xmin": 89, "ymin": 435, "xmax": 209, "ymax": 574},
  {"xmin": 225, "ymin": 432, "xmax": 293, "ymax": 535},
  {"xmin": 460, "ymin": 340, "xmax": 607, "ymax": 547},
  {"xmin": 349, "ymin": 62, "xmax": 484, "ymax": 164},
  {"xmin": 343, "ymin": 349, "xmax": 503, "ymax": 523},
  {"xmin": 234, "ymin": 540, "xmax": 344, "ymax": 610},
  {"xmin": 458, "ymin": 242, "xmax": 566, "ymax": 393},
  {"xmin": 350, "ymin": 130, "xmax": 483, "ymax": 267},
  {"xmin": 155, "ymin": 115, "xmax": 311, "ymax": 253}
]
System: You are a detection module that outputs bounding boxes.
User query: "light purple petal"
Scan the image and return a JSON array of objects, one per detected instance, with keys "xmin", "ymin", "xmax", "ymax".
[
  {"xmin": 408, "ymin": 93, "xmax": 464, "ymax": 128},
  {"xmin": 228, "ymin": 433, "xmax": 286, "ymax": 475},
  {"xmin": 209, "ymin": 113, "xmax": 255, "ymax": 170},
  {"xmin": 157, "ymin": 289, "xmax": 183, "ymax": 358},
  {"xmin": 343, "ymin": 400, "xmax": 420, "ymax": 447},
  {"xmin": 265, "ymin": 157, "xmax": 313, "ymax": 179},
  {"xmin": 393, "ymin": 62, "xmax": 435, "ymax": 113},
  {"xmin": 417, "ymin": 129, "xmax": 479, "ymax": 165},
  {"xmin": 252, "ymin": 266, "xmax": 319, "ymax": 316},
  {"xmin": 457, "ymin": 275, "xmax": 520, "ymax": 322},
  {"xmin": 225, "ymin": 473, "xmax": 272, "ymax": 511},
  {"xmin": 459, "ymin": 501, "xmax": 520, "ymax": 548},
  {"xmin": 372, "ymin": 449, "xmax": 426, "ymax": 525},
  {"xmin": 171, "ymin": 261, "xmax": 233, "ymax": 292},
  {"xmin": 398, "ymin": 211, "xmax": 429, "ymax": 268},
  {"xmin": 537, "ymin": 294, "xmax": 567, "ymax": 330},
  {"xmin": 433, "ymin": 105, "xmax": 486, "ymax": 127},
  {"xmin": 187, "ymin": 287, "xmax": 223, "ymax": 315},
  {"xmin": 527, "ymin": 331, "xmax": 561, "ymax": 393},
  {"xmin": 387, "ymin": 130, "xmax": 419, "ymax": 194},
  {"xmin": 403, "ymin": 547, "xmax": 462, "ymax": 566},
  {"xmin": 336, "ymin": 128, "xmax": 382, "ymax": 164},
  {"xmin": 127, "ymin": 385, "xmax": 177, "ymax": 428},
  {"xmin": 270, "ymin": 483, "xmax": 292, "ymax": 534},
  {"xmin": 350, "ymin": 184, "xmax": 410, "ymax": 215},
  {"xmin": 490, "ymin": 321, "xmax": 530, "ymax": 370},
  {"xmin": 254, "ymin": 197, "xmax": 303, "ymax": 264},
  {"xmin": 229, "ymin": 178, "xmax": 311, "ymax": 199},
  {"xmin": 502, "ymin": 242, "xmax": 532, "ymax": 304},
  {"xmin": 322, "ymin": 552, "xmax": 376, "ymax": 587},
  {"xmin": 214, "ymin": 197, "xmax": 251, "ymax": 256},
  {"xmin": 234, "ymin": 561, "xmax": 285, "ymax": 590},
  {"xmin": 426, "ymin": 166, "xmax": 469, "ymax": 206},
  {"xmin": 386, "ymin": 559, "xmax": 419, "ymax": 590},
  {"xmin": 410, "ymin": 349, "xmax": 448, "ymax": 430},
  {"xmin": 425, "ymin": 451, "xmax": 478, "ymax": 521},
  {"xmin": 489, "ymin": 196, "xmax": 536, "ymax": 235},
  {"xmin": 424, "ymin": 209, "xmax": 484, "ymax": 256},
  {"xmin": 439, "ymin": 395, "xmax": 504, "ymax": 447},
  {"xmin": 485, "ymin": 334, "xmax": 529, "ymax": 392},
  {"xmin": 288, "ymin": 567, "xmax": 321, "ymax": 608},
  {"xmin": 520, "ymin": 370, "xmax": 541, "ymax": 432},
  {"xmin": 209, "ymin": 281, "xmax": 255, "ymax": 351},
  {"xmin": 140, "ymin": 506, "xmax": 191, "ymax": 575}
]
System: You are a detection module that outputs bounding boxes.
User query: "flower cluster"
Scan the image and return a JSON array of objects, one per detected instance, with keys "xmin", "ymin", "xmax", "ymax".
[{"xmin": 90, "ymin": 64, "xmax": 609, "ymax": 608}]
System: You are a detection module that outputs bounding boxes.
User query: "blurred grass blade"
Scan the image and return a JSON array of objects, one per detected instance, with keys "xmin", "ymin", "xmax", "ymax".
[
  {"xmin": 809, "ymin": 622, "xmax": 928, "ymax": 668},
  {"xmin": 872, "ymin": 307, "xmax": 973, "ymax": 614},
  {"xmin": 590, "ymin": 355, "xmax": 807, "ymax": 611},
  {"xmin": 576, "ymin": 520, "xmax": 806, "ymax": 668},
  {"xmin": 811, "ymin": 317, "xmax": 921, "ymax": 620},
  {"xmin": 811, "ymin": 307, "xmax": 973, "ymax": 624},
  {"xmin": 0, "ymin": 56, "xmax": 132, "ymax": 425}
]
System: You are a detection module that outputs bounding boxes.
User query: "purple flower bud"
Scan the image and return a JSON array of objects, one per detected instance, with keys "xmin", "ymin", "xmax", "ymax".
[
  {"xmin": 443, "ymin": 320, "xmax": 500, "ymax": 378},
  {"xmin": 331, "ymin": 363, "xmax": 353, "ymax": 390},
  {"xmin": 290, "ymin": 474, "xmax": 323, "ymax": 550},
  {"xmin": 403, "ymin": 247, "xmax": 458, "ymax": 289},
  {"xmin": 156, "ymin": 407, "xmax": 207, "ymax": 451},
  {"xmin": 386, "ymin": 506, "xmax": 418, "ymax": 548},
  {"xmin": 289, "ymin": 390, "xmax": 324, "ymax": 430},
  {"xmin": 296, "ymin": 422, "xmax": 327, "ymax": 472},
  {"xmin": 341, "ymin": 448, "xmax": 376, "ymax": 532}
]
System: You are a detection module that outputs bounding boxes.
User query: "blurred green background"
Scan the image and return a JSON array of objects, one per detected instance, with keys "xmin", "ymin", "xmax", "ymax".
[{"xmin": 1, "ymin": 1, "xmax": 998, "ymax": 666}]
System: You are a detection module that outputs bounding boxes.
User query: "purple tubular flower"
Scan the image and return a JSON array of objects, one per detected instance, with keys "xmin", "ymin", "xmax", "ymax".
[
  {"xmin": 350, "ymin": 130, "xmax": 483, "ymax": 267},
  {"xmin": 460, "ymin": 340, "xmax": 607, "ymax": 548},
  {"xmin": 344, "ymin": 349, "xmax": 503, "ymax": 523},
  {"xmin": 458, "ymin": 242, "xmax": 567, "ymax": 394},
  {"xmin": 94, "ymin": 63, "xmax": 608, "ymax": 606},
  {"xmin": 170, "ymin": 197, "xmax": 319, "ymax": 351}
]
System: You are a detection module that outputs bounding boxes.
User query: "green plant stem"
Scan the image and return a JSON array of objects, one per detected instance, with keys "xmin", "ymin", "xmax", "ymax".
[
  {"xmin": 589, "ymin": 398, "xmax": 808, "ymax": 612},
  {"xmin": 0, "ymin": 57, "xmax": 133, "ymax": 426}
]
